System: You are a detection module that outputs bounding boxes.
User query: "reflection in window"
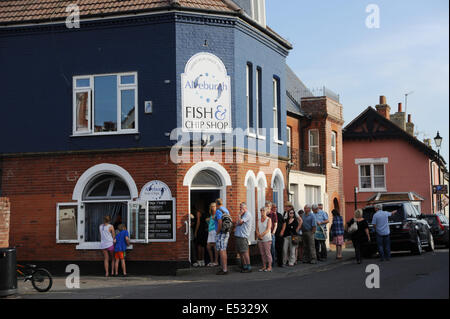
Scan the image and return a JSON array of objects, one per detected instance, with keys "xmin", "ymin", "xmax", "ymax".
[
  {"xmin": 76, "ymin": 91, "xmax": 89, "ymax": 132},
  {"xmin": 73, "ymin": 72, "xmax": 137, "ymax": 135},
  {"xmin": 57, "ymin": 205, "xmax": 78, "ymax": 241},
  {"xmin": 121, "ymin": 89, "xmax": 136, "ymax": 130},
  {"xmin": 94, "ymin": 75, "xmax": 117, "ymax": 132}
]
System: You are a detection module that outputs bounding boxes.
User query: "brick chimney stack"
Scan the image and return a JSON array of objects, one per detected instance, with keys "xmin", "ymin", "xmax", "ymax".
[
  {"xmin": 390, "ymin": 102, "xmax": 406, "ymax": 130},
  {"xmin": 375, "ymin": 95, "xmax": 391, "ymax": 120},
  {"xmin": 406, "ymin": 114, "xmax": 415, "ymax": 136}
]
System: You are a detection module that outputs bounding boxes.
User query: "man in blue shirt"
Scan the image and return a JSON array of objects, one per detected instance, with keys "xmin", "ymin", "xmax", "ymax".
[
  {"xmin": 215, "ymin": 198, "xmax": 231, "ymax": 275},
  {"xmin": 372, "ymin": 204, "xmax": 398, "ymax": 261},
  {"xmin": 234, "ymin": 202, "xmax": 252, "ymax": 273},
  {"xmin": 313, "ymin": 204, "xmax": 329, "ymax": 261},
  {"xmin": 301, "ymin": 205, "xmax": 317, "ymax": 264}
]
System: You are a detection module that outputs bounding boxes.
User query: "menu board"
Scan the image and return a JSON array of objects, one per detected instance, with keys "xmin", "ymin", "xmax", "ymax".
[{"xmin": 148, "ymin": 200, "xmax": 175, "ymax": 241}]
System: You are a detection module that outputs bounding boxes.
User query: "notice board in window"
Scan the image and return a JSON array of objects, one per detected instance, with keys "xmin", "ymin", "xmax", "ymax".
[{"xmin": 147, "ymin": 200, "xmax": 175, "ymax": 242}]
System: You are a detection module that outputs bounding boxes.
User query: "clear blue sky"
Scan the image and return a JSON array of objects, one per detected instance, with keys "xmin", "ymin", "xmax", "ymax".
[{"xmin": 266, "ymin": 0, "xmax": 449, "ymax": 164}]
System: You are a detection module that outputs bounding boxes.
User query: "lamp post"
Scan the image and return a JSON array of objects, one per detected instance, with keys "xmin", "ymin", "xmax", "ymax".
[
  {"xmin": 354, "ymin": 186, "xmax": 359, "ymax": 211},
  {"xmin": 434, "ymin": 131, "xmax": 443, "ymax": 212}
]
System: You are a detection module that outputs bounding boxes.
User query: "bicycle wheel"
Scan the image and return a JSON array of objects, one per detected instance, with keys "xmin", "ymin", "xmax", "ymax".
[{"xmin": 31, "ymin": 268, "xmax": 53, "ymax": 292}]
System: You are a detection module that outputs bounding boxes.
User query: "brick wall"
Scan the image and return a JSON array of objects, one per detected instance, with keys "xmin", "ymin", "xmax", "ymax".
[
  {"xmin": 2, "ymin": 149, "xmax": 287, "ymax": 262},
  {"xmin": 0, "ymin": 197, "xmax": 10, "ymax": 248},
  {"xmin": 300, "ymin": 96, "xmax": 345, "ymax": 219}
]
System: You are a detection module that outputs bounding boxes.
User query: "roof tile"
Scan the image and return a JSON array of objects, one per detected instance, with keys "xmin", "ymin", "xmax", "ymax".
[{"xmin": 0, "ymin": 0, "xmax": 235, "ymax": 25}]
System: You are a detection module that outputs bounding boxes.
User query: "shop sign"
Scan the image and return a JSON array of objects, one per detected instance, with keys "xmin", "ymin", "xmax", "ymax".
[
  {"xmin": 138, "ymin": 180, "xmax": 176, "ymax": 242},
  {"xmin": 181, "ymin": 52, "xmax": 232, "ymax": 133}
]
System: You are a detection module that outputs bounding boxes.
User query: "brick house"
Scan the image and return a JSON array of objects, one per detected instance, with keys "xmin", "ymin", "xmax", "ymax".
[
  {"xmin": 343, "ymin": 96, "xmax": 448, "ymax": 220},
  {"xmin": 0, "ymin": 0, "xmax": 293, "ymax": 275},
  {"xmin": 285, "ymin": 66, "xmax": 346, "ymax": 227}
]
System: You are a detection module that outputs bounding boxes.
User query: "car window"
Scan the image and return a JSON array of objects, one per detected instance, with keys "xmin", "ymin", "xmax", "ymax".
[
  {"xmin": 439, "ymin": 215, "xmax": 448, "ymax": 225},
  {"xmin": 383, "ymin": 204, "xmax": 405, "ymax": 222},
  {"xmin": 424, "ymin": 216, "xmax": 438, "ymax": 227},
  {"xmin": 363, "ymin": 207, "xmax": 375, "ymax": 222}
]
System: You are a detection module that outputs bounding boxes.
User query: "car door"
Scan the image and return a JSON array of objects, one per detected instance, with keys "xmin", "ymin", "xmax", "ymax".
[{"xmin": 407, "ymin": 203, "xmax": 428, "ymax": 241}]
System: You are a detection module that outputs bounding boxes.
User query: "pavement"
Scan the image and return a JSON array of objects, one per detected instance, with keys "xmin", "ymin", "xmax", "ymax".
[{"xmin": 5, "ymin": 248, "xmax": 449, "ymax": 299}]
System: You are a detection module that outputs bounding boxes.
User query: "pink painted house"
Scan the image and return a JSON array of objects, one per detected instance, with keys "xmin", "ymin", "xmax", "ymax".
[{"xmin": 343, "ymin": 96, "xmax": 447, "ymax": 221}]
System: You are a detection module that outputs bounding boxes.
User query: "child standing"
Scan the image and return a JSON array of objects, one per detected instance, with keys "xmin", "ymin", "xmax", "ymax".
[{"xmin": 113, "ymin": 224, "xmax": 130, "ymax": 277}]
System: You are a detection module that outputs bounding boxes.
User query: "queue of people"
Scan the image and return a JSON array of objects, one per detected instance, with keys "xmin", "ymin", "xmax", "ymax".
[
  {"xmin": 189, "ymin": 197, "xmax": 344, "ymax": 275},
  {"xmin": 98, "ymin": 199, "xmax": 386, "ymax": 277}
]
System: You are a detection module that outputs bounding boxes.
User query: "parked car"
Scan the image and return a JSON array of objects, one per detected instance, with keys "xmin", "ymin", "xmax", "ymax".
[
  {"xmin": 361, "ymin": 201, "xmax": 435, "ymax": 257},
  {"xmin": 420, "ymin": 214, "xmax": 449, "ymax": 248}
]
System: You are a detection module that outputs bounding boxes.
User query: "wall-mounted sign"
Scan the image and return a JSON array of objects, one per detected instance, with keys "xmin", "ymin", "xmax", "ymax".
[
  {"xmin": 433, "ymin": 185, "xmax": 448, "ymax": 195},
  {"xmin": 147, "ymin": 200, "xmax": 175, "ymax": 241},
  {"xmin": 140, "ymin": 180, "xmax": 172, "ymax": 201},
  {"xmin": 181, "ymin": 52, "xmax": 232, "ymax": 133},
  {"xmin": 138, "ymin": 180, "xmax": 176, "ymax": 242}
]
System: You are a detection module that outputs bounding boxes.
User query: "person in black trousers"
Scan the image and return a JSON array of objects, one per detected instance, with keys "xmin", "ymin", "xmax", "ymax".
[
  {"xmin": 347, "ymin": 209, "xmax": 371, "ymax": 264},
  {"xmin": 275, "ymin": 209, "xmax": 285, "ymax": 267}
]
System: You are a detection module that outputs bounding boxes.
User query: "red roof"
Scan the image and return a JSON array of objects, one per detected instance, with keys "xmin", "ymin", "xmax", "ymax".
[{"xmin": 0, "ymin": 0, "xmax": 235, "ymax": 25}]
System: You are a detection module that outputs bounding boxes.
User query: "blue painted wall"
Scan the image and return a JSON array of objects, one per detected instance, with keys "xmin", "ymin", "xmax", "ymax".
[{"xmin": 0, "ymin": 12, "xmax": 288, "ymax": 157}]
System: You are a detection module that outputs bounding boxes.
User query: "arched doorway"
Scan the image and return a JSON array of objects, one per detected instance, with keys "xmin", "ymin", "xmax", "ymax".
[{"xmin": 183, "ymin": 161, "xmax": 232, "ymax": 263}]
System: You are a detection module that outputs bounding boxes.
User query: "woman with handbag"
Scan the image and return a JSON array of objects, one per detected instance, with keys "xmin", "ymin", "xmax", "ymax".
[
  {"xmin": 346, "ymin": 209, "xmax": 370, "ymax": 264},
  {"xmin": 330, "ymin": 209, "xmax": 345, "ymax": 259},
  {"xmin": 280, "ymin": 209, "xmax": 302, "ymax": 267}
]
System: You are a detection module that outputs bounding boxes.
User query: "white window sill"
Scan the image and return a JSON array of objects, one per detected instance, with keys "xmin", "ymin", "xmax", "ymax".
[
  {"xmin": 274, "ymin": 139, "xmax": 284, "ymax": 145},
  {"xmin": 57, "ymin": 241, "xmax": 79, "ymax": 244},
  {"xmin": 71, "ymin": 131, "xmax": 139, "ymax": 137},
  {"xmin": 358, "ymin": 188, "xmax": 387, "ymax": 193},
  {"xmin": 332, "ymin": 164, "xmax": 339, "ymax": 169},
  {"xmin": 76, "ymin": 243, "xmax": 133, "ymax": 250}
]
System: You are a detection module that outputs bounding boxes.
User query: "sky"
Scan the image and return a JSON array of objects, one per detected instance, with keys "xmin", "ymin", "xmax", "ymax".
[{"xmin": 266, "ymin": 0, "xmax": 449, "ymax": 164}]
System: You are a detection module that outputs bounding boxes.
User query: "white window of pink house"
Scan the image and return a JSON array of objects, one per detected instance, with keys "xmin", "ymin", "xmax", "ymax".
[{"xmin": 356, "ymin": 158, "xmax": 388, "ymax": 192}]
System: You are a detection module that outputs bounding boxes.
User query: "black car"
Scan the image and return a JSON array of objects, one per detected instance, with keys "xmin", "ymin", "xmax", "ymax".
[
  {"xmin": 420, "ymin": 214, "xmax": 449, "ymax": 248},
  {"xmin": 362, "ymin": 201, "xmax": 435, "ymax": 257}
]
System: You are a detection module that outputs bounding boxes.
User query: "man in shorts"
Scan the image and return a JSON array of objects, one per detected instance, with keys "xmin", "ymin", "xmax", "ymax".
[
  {"xmin": 234, "ymin": 202, "xmax": 252, "ymax": 273},
  {"xmin": 215, "ymin": 198, "xmax": 231, "ymax": 275}
]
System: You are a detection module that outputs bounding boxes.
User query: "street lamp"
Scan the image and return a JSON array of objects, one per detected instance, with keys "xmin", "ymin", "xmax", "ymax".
[
  {"xmin": 354, "ymin": 187, "xmax": 359, "ymax": 211},
  {"xmin": 434, "ymin": 131, "xmax": 443, "ymax": 212}
]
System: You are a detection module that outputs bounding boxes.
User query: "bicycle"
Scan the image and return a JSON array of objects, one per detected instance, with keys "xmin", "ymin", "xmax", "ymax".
[{"xmin": 16, "ymin": 264, "xmax": 53, "ymax": 292}]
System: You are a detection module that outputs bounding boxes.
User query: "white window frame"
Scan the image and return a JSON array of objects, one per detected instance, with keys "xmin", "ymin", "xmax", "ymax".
[
  {"xmin": 72, "ymin": 72, "xmax": 138, "ymax": 136},
  {"xmin": 357, "ymin": 161, "xmax": 387, "ymax": 193},
  {"xmin": 128, "ymin": 201, "xmax": 148, "ymax": 244},
  {"xmin": 256, "ymin": 67, "xmax": 264, "ymax": 138},
  {"xmin": 246, "ymin": 64, "xmax": 256, "ymax": 137},
  {"xmin": 56, "ymin": 203, "xmax": 79, "ymax": 244},
  {"xmin": 305, "ymin": 185, "xmax": 321, "ymax": 206},
  {"xmin": 272, "ymin": 78, "xmax": 283, "ymax": 145},
  {"xmin": 308, "ymin": 129, "xmax": 320, "ymax": 166},
  {"xmin": 287, "ymin": 126, "xmax": 292, "ymax": 160},
  {"xmin": 331, "ymin": 131, "xmax": 337, "ymax": 167},
  {"xmin": 251, "ymin": 0, "xmax": 266, "ymax": 26}
]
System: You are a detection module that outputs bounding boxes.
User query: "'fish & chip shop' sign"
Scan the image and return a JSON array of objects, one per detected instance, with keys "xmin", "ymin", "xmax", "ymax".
[{"xmin": 181, "ymin": 52, "xmax": 232, "ymax": 133}]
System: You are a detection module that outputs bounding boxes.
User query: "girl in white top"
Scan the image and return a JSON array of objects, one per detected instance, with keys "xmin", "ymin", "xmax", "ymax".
[
  {"xmin": 256, "ymin": 207, "xmax": 273, "ymax": 272},
  {"xmin": 99, "ymin": 216, "xmax": 115, "ymax": 277}
]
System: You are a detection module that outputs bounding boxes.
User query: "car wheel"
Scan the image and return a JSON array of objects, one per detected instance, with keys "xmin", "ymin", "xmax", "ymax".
[
  {"xmin": 411, "ymin": 234, "xmax": 423, "ymax": 255},
  {"xmin": 425, "ymin": 232, "xmax": 435, "ymax": 252}
]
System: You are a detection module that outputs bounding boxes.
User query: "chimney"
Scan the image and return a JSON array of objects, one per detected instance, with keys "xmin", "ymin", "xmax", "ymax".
[
  {"xmin": 375, "ymin": 95, "xmax": 391, "ymax": 120},
  {"xmin": 406, "ymin": 114, "xmax": 415, "ymax": 136},
  {"xmin": 390, "ymin": 102, "xmax": 406, "ymax": 130}
]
